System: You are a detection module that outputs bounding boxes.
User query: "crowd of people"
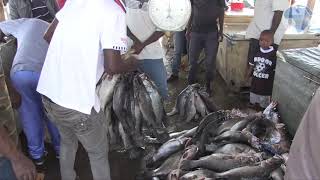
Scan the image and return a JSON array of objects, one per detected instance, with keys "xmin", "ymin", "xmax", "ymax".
[{"xmin": 1, "ymin": 0, "xmax": 319, "ymax": 180}]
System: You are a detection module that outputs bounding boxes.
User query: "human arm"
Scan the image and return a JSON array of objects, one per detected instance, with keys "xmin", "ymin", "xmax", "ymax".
[
  {"xmin": 43, "ymin": 18, "xmax": 59, "ymax": 44},
  {"xmin": 127, "ymin": 27, "xmax": 141, "ymax": 44},
  {"xmin": 131, "ymin": 31, "xmax": 164, "ymax": 55},
  {"xmin": 103, "ymin": 49, "xmax": 138, "ymax": 75},
  {"xmin": 268, "ymin": 0, "xmax": 289, "ymax": 39},
  {"xmin": 270, "ymin": 11, "xmax": 284, "ymax": 35},
  {"xmin": 0, "ymin": 125, "xmax": 36, "ymax": 180},
  {"xmin": 246, "ymin": 65, "xmax": 254, "ymax": 81}
]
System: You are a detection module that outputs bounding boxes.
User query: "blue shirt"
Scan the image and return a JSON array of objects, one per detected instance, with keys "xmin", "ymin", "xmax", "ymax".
[{"xmin": 0, "ymin": 18, "xmax": 49, "ymax": 74}]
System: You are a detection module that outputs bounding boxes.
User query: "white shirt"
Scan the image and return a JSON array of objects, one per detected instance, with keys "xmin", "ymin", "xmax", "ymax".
[
  {"xmin": 125, "ymin": 0, "xmax": 163, "ymax": 60},
  {"xmin": 37, "ymin": 0, "xmax": 127, "ymax": 114},
  {"xmin": 246, "ymin": 0, "xmax": 289, "ymax": 45}
]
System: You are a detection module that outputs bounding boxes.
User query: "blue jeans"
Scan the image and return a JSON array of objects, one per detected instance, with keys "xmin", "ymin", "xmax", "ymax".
[
  {"xmin": 139, "ymin": 59, "xmax": 168, "ymax": 98},
  {"xmin": 0, "ymin": 157, "xmax": 16, "ymax": 180},
  {"xmin": 172, "ymin": 30, "xmax": 188, "ymax": 76},
  {"xmin": 10, "ymin": 71, "xmax": 60, "ymax": 159}
]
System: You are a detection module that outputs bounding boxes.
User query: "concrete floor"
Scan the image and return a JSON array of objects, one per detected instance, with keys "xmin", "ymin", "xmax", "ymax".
[
  {"xmin": 20, "ymin": 56, "xmax": 251, "ymax": 179},
  {"xmin": 25, "ymin": 70, "xmax": 250, "ymax": 180}
]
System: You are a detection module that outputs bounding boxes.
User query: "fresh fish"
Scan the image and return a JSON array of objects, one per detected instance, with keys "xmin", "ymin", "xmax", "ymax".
[
  {"xmin": 205, "ymin": 142, "xmax": 226, "ymax": 153},
  {"xmin": 118, "ymin": 122, "xmax": 133, "ymax": 150},
  {"xmin": 97, "ymin": 74, "xmax": 120, "ymax": 111},
  {"xmin": 245, "ymin": 117, "xmax": 277, "ymax": 141},
  {"xmin": 213, "ymin": 131, "xmax": 262, "ymax": 150},
  {"xmin": 281, "ymin": 153, "xmax": 289, "ymax": 163},
  {"xmin": 181, "ymin": 153, "xmax": 264, "ymax": 172},
  {"xmin": 178, "ymin": 89, "xmax": 193, "ymax": 121},
  {"xmin": 181, "ymin": 145, "xmax": 199, "ymax": 160},
  {"xmin": 215, "ymin": 143, "xmax": 258, "ymax": 155},
  {"xmin": 184, "ymin": 91, "xmax": 197, "ymax": 122},
  {"xmin": 158, "ymin": 145, "xmax": 198, "ymax": 180},
  {"xmin": 193, "ymin": 111, "xmax": 228, "ymax": 153},
  {"xmin": 168, "ymin": 169, "xmax": 187, "ymax": 180},
  {"xmin": 169, "ymin": 130, "xmax": 189, "ymax": 139},
  {"xmin": 148, "ymin": 137, "xmax": 190, "ymax": 167},
  {"xmin": 178, "ymin": 126, "xmax": 198, "ymax": 139},
  {"xmin": 167, "ymin": 85, "xmax": 193, "ymax": 116},
  {"xmin": 216, "ymin": 118, "xmax": 241, "ymax": 135},
  {"xmin": 270, "ymin": 168, "xmax": 284, "ymax": 180},
  {"xmin": 213, "ymin": 156, "xmax": 283, "ymax": 179},
  {"xmin": 263, "ymin": 102, "xmax": 280, "ymax": 124},
  {"xmin": 230, "ymin": 119, "xmax": 251, "ymax": 132},
  {"xmin": 113, "ymin": 77, "xmax": 132, "ymax": 135},
  {"xmin": 194, "ymin": 91, "xmax": 208, "ymax": 117},
  {"xmin": 138, "ymin": 78, "xmax": 168, "ymax": 142},
  {"xmin": 104, "ymin": 104, "xmax": 117, "ymax": 145},
  {"xmin": 193, "ymin": 111, "xmax": 228, "ymax": 141},
  {"xmin": 219, "ymin": 114, "xmax": 261, "ymax": 134},
  {"xmin": 180, "ymin": 169, "xmax": 215, "ymax": 180},
  {"xmin": 198, "ymin": 87, "xmax": 218, "ymax": 112},
  {"xmin": 151, "ymin": 151, "xmax": 183, "ymax": 178},
  {"xmin": 139, "ymin": 73, "xmax": 165, "ymax": 125}
]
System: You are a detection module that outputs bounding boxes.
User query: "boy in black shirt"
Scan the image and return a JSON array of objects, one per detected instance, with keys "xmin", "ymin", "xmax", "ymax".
[{"xmin": 247, "ymin": 30, "xmax": 277, "ymax": 109}]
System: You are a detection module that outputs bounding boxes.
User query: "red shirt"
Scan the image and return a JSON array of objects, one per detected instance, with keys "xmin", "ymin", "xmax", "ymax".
[{"xmin": 57, "ymin": 0, "xmax": 66, "ymax": 9}]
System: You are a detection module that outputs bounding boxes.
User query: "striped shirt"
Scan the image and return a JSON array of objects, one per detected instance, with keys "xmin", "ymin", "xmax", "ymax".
[{"xmin": 31, "ymin": 0, "xmax": 54, "ymax": 22}]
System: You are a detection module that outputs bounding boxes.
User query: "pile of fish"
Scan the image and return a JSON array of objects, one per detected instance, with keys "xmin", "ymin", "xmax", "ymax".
[
  {"xmin": 141, "ymin": 102, "xmax": 291, "ymax": 180},
  {"xmin": 168, "ymin": 84, "xmax": 218, "ymax": 122},
  {"xmin": 97, "ymin": 72, "xmax": 169, "ymax": 159}
]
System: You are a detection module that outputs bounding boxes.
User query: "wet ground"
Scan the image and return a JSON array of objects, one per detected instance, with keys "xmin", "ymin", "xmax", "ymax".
[
  {"xmin": 21, "ymin": 72, "xmax": 250, "ymax": 180},
  {"xmin": 21, "ymin": 50, "xmax": 251, "ymax": 179}
]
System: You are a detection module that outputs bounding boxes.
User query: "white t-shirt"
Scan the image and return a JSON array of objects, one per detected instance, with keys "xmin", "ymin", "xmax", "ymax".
[
  {"xmin": 125, "ymin": 0, "xmax": 163, "ymax": 60},
  {"xmin": 37, "ymin": 0, "xmax": 127, "ymax": 115},
  {"xmin": 246, "ymin": 0, "xmax": 289, "ymax": 45}
]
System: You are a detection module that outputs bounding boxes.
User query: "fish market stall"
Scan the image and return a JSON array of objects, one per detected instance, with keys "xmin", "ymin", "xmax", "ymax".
[
  {"xmin": 138, "ymin": 97, "xmax": 291, "ymax": 180},
  {"xmin": 272, "ymin": 47, "xmax": 320, "ymax": 136},
  {"xmin": 216, "ymin": 32, "xmax": 320, "ymax": 92}
]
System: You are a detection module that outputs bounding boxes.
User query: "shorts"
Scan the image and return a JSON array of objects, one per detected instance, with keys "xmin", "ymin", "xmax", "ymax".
[{"xmin": 250, "ymin": 92, "xmax": 270, "ymax": 108}]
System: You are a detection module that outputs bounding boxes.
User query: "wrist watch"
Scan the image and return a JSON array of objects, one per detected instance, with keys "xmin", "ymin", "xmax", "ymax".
[{"xmin": 148, "ymin": 0, "xmax": 192, "ymax": 31}]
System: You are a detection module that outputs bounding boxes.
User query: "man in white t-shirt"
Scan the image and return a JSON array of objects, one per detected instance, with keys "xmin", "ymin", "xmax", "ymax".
[
  {"xmin": 124, "ymin": 0, "xmax": 168, "ymax": 98},
  {"xmin": 37, "ymin": 0, "xmax": 138, "ymax": 179},
  {"xmin": 246, "ymin": 0, "xmax": 289, "ymax": 66}
]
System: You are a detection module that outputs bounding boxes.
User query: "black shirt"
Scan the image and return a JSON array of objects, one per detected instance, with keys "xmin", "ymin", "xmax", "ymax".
[
  {"xmin": 31, "ymin": 0, "xmax": 54, "ymax": 23},
  {"xmin": 250, "ymin": 47, "xmax": 277, "ymax": 96},
  {"xmin": 190, "ymin": 0, "xmax": 225, "ymax": 33}
]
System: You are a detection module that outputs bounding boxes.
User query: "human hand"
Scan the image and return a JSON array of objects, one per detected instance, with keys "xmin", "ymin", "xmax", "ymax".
[
  {"xmin": 127, "ymin": 55, "xmax": 139, "ymax": 67},
  {"xmin": 132, "ymin": 41, "xmax": 145, "ymax": 55},
  {"xmin": 11, "ymin": 152, "xmax": 36, "ymax": 180}
]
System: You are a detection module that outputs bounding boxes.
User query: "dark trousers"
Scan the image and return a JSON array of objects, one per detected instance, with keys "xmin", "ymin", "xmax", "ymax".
[
  {"xmin": 247, "ymin": 38, "xmax": 279, "ymax": 63},
  {"xmin": 172, "ymin": 30, "xmax": 188, "ymax": 76},
  {"xmin": 188, "ymin": 31, "xmax": 219, "ymax": 84}
]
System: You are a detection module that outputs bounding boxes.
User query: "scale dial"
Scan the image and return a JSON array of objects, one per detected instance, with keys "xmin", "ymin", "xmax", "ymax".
[{"xmin": 148, "ymin": 0, "xmax": 192, "ymax": 31}]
